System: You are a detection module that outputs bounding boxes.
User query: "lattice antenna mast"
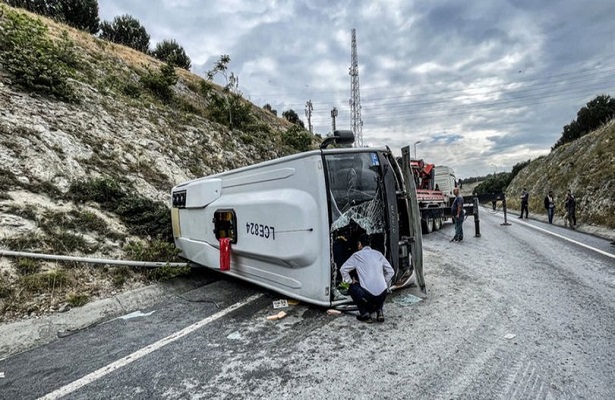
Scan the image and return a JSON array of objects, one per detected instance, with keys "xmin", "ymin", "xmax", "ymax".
[{"xmin": 349, "ymin": 28, "xmax": 364, "ymax": 147}]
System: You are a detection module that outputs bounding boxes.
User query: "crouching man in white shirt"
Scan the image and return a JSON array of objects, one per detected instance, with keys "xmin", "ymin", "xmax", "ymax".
[{"xmin": 340, "ymin": 234, "xmax": 394, "ymax": 323}]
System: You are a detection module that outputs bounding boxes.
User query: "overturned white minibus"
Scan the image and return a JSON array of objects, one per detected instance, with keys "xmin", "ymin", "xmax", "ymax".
[{"xmin": 171, "ymin": 131, "xmax": 424, "ymax": 307}]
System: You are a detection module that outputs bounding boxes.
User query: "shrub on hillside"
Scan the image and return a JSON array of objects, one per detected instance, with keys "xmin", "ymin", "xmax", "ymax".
[
  {"xmin": 66, "ymin": 177, "xmax": 172, "ymax": 241},
  {"xmin": 140, "ymin": 62, "xmax": 178, "ymax": 103},
  {"xmin": 0, "ymin": 7, "xmax": 78, "ymax": 101},
  {"xmin": 282, "ymin": 126, "xmax": 312, "ymax": 152}
]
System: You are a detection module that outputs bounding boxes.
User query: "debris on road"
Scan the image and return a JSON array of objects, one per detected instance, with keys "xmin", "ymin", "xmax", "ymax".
[
  {"xmin": 326, "ymin": 309, "xmax": 342, "ymax": 316},
  {"xmin": 504, "ymin": 333, "xmax": 517, "ymax": 340},
  {"xmin": 226, "ymin": 331, "xmax": 242, "ymax": 340},
  {"xmin": 272, "ymin": 300, "xmax": 289, "ymax": 309},
  {"xmin": 392, "ymin": 293, "xmax": 424, "ymax": 306},
  {"xmin": 266, "ymin": 311, "xmax": 287, "ymax": 321}
]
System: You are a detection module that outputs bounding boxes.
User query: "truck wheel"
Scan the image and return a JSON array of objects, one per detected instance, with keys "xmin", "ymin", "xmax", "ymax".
[
  {"xmin": 434, "ymin": 217, "xmax": 442, "ymax": 230},
  {"xmin": 423, "ymin": 217, "xmax": 434, "ymax": 233}
]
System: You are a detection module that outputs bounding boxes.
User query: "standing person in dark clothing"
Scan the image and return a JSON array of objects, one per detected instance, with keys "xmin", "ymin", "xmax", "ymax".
[
  {"xmin": 563, "ymin": 191, "xmax": 576, "ymax": 229},
  {"xmin": 451, "ymin": 187, "xmax": 464, "ymax": 242},
  {"xmin": 567, "ymin": 189, "xmax": 577, "ymax": 227},
  {"xmin": 544, "ymin": 191, "xmax": 555, "ymax": 224},
  {"xmin": 519, "ymin": 188, "xmax": 529, "ymax": 219},
  {"xmin": 340, "ymin": 234, "xmax": 394, "ymax": 323}
]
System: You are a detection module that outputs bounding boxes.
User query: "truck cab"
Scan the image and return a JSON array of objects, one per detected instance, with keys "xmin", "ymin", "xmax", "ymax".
[
  {"xmin": 434, "ymin": 165, "xmax": 458, "ymax": 204},
  {"xmin": 170, "ymin": 132, "xmax": 424, "ymax": 307}
]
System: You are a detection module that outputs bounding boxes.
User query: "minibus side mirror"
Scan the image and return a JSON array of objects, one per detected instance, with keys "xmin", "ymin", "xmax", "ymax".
[{"xmin": 320, "ymin": 130, "xmax": 355, "ymax": 149}]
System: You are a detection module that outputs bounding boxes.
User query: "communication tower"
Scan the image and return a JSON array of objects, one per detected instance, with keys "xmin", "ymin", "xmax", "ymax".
[{"xmin": 349, "ymin": 28, "xmax": 364, "ymax": 147}]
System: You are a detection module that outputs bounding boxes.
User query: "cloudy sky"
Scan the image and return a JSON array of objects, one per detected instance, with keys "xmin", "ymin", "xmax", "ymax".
[{"xmin": 99, "ymin": 0, "xmax": 615, "ymax": 178}]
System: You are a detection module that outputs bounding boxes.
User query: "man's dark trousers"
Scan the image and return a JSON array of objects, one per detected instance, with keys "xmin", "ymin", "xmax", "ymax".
[
  {"xmin": 521, "ymin": 202, "xmax": 528, "ymax": 218},
  {"xmin": 349, "ymin": 283, "xmax": 386, "ymax": 316}
]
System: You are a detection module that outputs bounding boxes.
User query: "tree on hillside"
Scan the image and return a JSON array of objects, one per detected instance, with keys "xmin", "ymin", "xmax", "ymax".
[
  {"xmin": 4, "ymin": 0, "xmax": 61, "ymax": 18},
  {"xmin": 282, "ymin": 109, "xmax": 305, "ymax": 128},
  {"xmin": 5, "ymin": 0, "xmax": 99, "ymax": 33},
  {"xmin": 510, "ymin": 159, "xmax": 530, "ymax": 181},
  {"xmin": 204, "ymin": 55, "xmax": 254, "ymax": 130},
  {"xmin": 263, "ymin": 103, "xmax": 277, "ymax": 116},
  {"xmin": 553, "ymin": 94, "xmax": 615, "ymax": 150},
  {"xmin": 59, "ymin": 0, "xmax": 99, "ymax": 34},
  {"xmin": 99, "ymin": 14, "xmax": 150, "ymax": 53},
  {"xmin": 474, "ymin": 172, "xmax": 511, "ymax": 195},
  {"xmin": 151, "ymin": 39, "xmax": 191, "ymax": 70}
]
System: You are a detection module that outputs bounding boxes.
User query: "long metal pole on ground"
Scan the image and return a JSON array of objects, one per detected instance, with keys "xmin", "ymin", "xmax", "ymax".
[{"xmin": 0, "ymin": 249, "xmax": 188, "ymax": 268}]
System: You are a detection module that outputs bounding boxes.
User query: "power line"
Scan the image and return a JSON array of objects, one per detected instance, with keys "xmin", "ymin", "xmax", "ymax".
[
  {"xmin": 245, "ymin": 63, "xmax": 615, "ymax": 100},
  {"xmin": 361, "ymin": 84, "xmax": 615, "ymax": 120}
]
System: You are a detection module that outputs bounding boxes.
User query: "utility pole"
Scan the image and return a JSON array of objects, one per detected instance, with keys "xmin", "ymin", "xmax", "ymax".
[
  {"xmin": 305, "ymin": 100, "xmax": 313, "ymax": 133},
  {"xmin": 331, "ymin": 107, "xmax": 338, "ymax": 133},
  {"xmin": 349, "ymin": 28, "xmax": 363, "ymax": 147},
  {"xmin": 413, "ymin": 140, "xmax": 422, "ymax": 160}
]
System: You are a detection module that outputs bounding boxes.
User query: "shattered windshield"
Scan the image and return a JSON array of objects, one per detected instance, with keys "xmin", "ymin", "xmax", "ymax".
[
  {"xmin": 325, "ymin": 152, "xmax": 385, "ymax": 235},
  {"xmin": 325, "ymin": 152, "xmax": 387, "ymax": 300}
]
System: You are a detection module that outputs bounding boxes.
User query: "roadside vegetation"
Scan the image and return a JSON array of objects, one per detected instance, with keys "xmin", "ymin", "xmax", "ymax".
[
  {"xmin": 0, "ymin": 4, "xmax": 318, "ymax": 322},
  {"xmin": 469, "ymin": 95, "xmax": 614, "ymax": 203}
]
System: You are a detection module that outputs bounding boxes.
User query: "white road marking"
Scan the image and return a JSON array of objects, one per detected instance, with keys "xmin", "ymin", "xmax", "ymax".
[
  {"xmin": 38, "ymin": 293, "xmax": 263, "ymax": 400},
  {"xmin": 497, "ymin": 215, "xmax": 615, "ymax": 260}
]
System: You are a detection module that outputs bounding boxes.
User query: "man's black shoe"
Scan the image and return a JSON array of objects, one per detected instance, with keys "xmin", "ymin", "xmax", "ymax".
[
  {"xmin": 356, "ymin": 314, "xmax": 373, "ymax": 323},
  {"xmin": 376, "ymin": 310, "xmax": 384, "ymax": 323}
]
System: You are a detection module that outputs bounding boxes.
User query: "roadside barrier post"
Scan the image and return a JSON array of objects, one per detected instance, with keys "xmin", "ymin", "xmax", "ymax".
[{"xmin": 502, "ymin": 194, "xmax": 511, "ymax": 226}]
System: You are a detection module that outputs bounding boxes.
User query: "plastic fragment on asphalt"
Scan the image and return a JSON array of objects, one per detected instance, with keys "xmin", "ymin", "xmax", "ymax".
[
  {"xmin": 272, "ymin": 299, "xmax": 289, "ymax": 309},
  {"xmin": 504, "ymin": 333, "xmax": 517, "ymax": 340},
  {"xmin": 0, "ymin": 372, "xmax": 4, "ymax": 378},
  {"xmin": 266, "ymin": 311, "xmax": 287, "ymax": 321},
  {"xmin": 327, "ymin": 309, "xmax": 342, "ymax": 316},
  {"xmin": 118, "ymin": 310, "xmax": 156, "ymax": 320},
  {"xmin": 226, "ymin": 331, "xmax": 242, "ymax": 340},
  {"xmin": 392, "ymin": 294, "xmax": 423, "ymax": 305}
]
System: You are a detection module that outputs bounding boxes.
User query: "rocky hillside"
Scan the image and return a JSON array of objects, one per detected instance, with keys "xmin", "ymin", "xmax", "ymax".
[
  {"xmin": 0, "ymin": 6, "xmax": 315, "ymax": 321},
  {"xmin": 505, "ymin": 119, "xmax": 615, "ymax": 231}
]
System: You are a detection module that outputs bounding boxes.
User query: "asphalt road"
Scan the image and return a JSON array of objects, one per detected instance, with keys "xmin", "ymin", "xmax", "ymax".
[{"xmin": 1, "ymin": 210, "xmax": 614, "ymax": 399}]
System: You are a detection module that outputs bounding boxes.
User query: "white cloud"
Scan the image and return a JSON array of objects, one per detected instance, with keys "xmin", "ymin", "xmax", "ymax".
[{"xmin": 98, "ymin": 0, "xmax": 615, "ymax": 177}]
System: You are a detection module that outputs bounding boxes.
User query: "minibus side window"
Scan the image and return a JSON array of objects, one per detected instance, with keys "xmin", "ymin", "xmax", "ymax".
[{"xmin": 214, "ymin": 209, "xmax": 237, "ymax": 244}]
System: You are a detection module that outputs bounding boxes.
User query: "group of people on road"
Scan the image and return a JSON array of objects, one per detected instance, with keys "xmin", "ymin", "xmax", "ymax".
[
  {"xmin": 339, "ymin": 185, "xmax": 605, "ymax": 325},
  {"xmin": 520, "ymin": 188, "xmax": 577, "ymax": 228},
  {"xmin": 341, "ymin": 184, "xmax": 605, "ymax": 324},
  {"xmin": 543, "ymin": 189, "xmax": 576, "ymax": 228}
]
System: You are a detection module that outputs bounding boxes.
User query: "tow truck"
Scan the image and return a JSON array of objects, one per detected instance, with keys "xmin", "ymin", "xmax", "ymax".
[
  {"xmin": 170, "ymin": 131, "xmax": 425, "ymax": 308},
  {"xmin": 408, "ymin": 159, "xmax": 458, "ymax": 233}
]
